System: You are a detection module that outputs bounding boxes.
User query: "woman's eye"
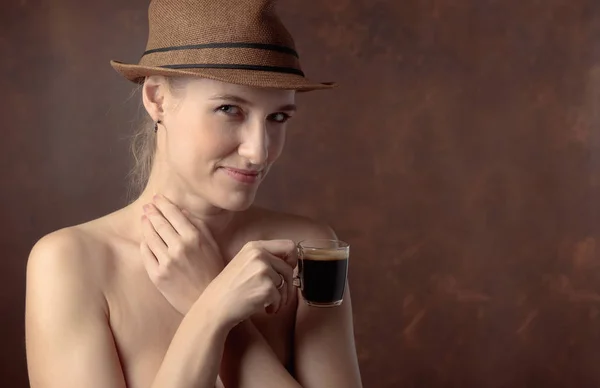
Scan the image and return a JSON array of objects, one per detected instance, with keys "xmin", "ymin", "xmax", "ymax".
[
  {"xmin": 269, "ymin": 112, "xmax": 291, "ymax": 123},
  {"xmin": 217, "ymin": 105, "xmax": 242, "ymax": 116}
]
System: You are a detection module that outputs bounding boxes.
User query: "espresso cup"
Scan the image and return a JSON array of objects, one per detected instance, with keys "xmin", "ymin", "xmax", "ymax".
[{"xmin": 293, "ymin": 239, "xmax": 349, "ymax": 307}]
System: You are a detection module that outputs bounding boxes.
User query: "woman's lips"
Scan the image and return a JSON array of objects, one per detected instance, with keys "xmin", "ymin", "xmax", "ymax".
[{"xmin": 221, "ymin": 167, "xmax": 261, "ymax": 184}]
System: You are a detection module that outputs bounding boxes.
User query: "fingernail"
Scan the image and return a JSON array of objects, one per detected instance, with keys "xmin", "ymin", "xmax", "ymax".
[{"xmin": 143, "ymin": 204, "xmax": 152, "ymax": 212}]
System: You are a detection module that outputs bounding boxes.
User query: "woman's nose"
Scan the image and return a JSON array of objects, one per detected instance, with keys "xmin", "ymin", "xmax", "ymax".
[{"xmin": 238, "ymin": 121, "xmax": 269, "ymax": 166}]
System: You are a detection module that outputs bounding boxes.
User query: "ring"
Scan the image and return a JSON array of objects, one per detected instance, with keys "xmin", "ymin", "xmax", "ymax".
[{"xmin": 276, "ymin": 273, "xmax": 285, "ymax": 290}]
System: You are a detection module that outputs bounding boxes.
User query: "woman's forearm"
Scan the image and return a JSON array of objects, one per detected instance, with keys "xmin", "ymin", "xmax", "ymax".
[
  {"xmin": 220, "ymin": 320, "xmax": 302, "ymax": 388},
  {"xmin": 151, "ymin": 294, "xmax": 230, "ymax": 388}
]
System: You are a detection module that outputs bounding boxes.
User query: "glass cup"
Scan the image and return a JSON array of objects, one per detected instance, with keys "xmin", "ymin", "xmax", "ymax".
[{"xmin": 293, "ymin": 239, "xmax": 349, "ymax": 307}]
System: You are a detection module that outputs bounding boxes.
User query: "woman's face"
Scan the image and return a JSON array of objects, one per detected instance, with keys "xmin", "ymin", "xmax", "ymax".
[{"xmin": 155, "ymin": 77, "xmax": 296, "ymax": 211}]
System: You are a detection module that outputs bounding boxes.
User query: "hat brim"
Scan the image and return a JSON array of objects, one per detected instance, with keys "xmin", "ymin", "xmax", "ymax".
[{"xmin": 110, "ymin": 60, "xmax": 336, "ymax": 92}]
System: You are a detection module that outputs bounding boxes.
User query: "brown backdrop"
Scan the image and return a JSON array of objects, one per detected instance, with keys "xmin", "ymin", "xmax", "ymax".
[{"xmin": 3, "ymin": 0, "xmax": 600, "ymax": 387}]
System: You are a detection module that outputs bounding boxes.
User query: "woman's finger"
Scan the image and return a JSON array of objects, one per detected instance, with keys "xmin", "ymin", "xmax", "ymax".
[
  {"xmin": 141, "ymin": 215, "xmax": 170, "ymax": 263},
  {"xmin": 268, "ymin": 271, "xmax": 287, "ymax": 308},
  {"xmin": 152, "ymin": 195, "xmax": 199, "ymax": 240},
  {"xmin": 250, "ymin": 240, "xmax": 296, "ymax": 260},
  {"xmin": 266, "ymin": 254, "xmax": 294, "ymax": 308},
  {"xmin": 264, "ymin": 281, "xmax": 282, "ymax": 314},
  {"xmin": 144, "ymin": 203, "xmax": 181, "ymax": 248},
  {"xmin": 283, "ymin": 245, "xmax": 298, "ymax": 270}
]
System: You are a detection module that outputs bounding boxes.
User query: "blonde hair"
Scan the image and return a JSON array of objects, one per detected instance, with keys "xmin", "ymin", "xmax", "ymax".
[
  {"xmin": 127, "ymin": 76, "xmax": 189, "ymax": 200},
  {"xmin": 127, "ymin": 114, "xmax": 156, "ymax": 200}
]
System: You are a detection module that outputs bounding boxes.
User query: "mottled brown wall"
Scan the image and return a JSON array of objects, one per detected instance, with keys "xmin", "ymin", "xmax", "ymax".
[{"xmin": 4, "ymin": 0, "xmax": 600, "ymax": 387}]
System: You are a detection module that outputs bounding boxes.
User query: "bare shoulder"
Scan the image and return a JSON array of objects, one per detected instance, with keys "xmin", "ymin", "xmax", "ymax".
[
  {"xmin": 26, "ymin": 227, "xmax": 106, "ymax": 330},
  {"xmin": 26, "ymin": 219, "xmax": 128, "ymax": 388},
  {"xmin": 245, "ymin": 206, "xmax": 338, "ymax": 242},
  {"xmin": 27, "ymin": 219, "xmax": 116, "ymax": 297}
]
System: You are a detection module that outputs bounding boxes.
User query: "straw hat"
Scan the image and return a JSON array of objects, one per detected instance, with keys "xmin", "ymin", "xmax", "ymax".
[{"xmin": 110, "ymin": 0, "xmax": 335, "ymax": 91}]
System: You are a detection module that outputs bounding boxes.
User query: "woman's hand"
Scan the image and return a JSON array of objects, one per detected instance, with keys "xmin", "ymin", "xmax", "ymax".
[
  {"xmin": 140, "ymin": 194, "xmax": 224, "ymax": 315},
  {"xmin": 203, "ymin": 239, "xmax": 298, "ymax": 329}
]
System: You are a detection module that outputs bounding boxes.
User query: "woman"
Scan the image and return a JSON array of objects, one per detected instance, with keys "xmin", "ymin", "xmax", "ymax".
[{"xmin": 25, "ymin": 0, "xmax": 362, "ymax": 387}]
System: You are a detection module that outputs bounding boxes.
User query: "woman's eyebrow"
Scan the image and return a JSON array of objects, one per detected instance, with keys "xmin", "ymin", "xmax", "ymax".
[
  {"xmin": 277, "ymin": 104, "xmax": 297, "ymax": 112},
  {"xmin": 209, "ymin": 94, "xmax": 249, "ymax": 105},
  {"xmin": 209, "ymin": 94, "xmax": 297, "ymax": 112}
]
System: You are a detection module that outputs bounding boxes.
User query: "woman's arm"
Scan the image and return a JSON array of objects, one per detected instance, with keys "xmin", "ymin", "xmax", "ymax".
[
  {"xmin": 293, "ymin": 224, "xmax": 363, "ymax": 388},
  {"xmin": 140, "ymin": 196, "xmax": 302, "ymax": 387},
  {"xmin": 219, "ymin": 264, "xmax": 363, "ymax": 388},
  {"xmin": 294, "ymin": 285, "xmax": 363, "ymax": 388},
  {"xmin": 220, "ymin": 320, "xmax": 302, "ymax": 388},
  {"xmin": 153, "ymin": 238, "xmax": 301, "ymax": 387},
  {"xmin": 151, "ymin": 291, "xmax": 229, "ymax": 388},
  {"xmin": 219, "ymin": 221, "xmax": 362, "ymax": 388},
  {"xmin": 26, "ymin": 232, "xmax": 128, "ymax": 388},
  {"xmin": 138, "ymin": 197, "xmax": 359, "ymax": 387},
  {"xmin": 26, "ymin": 231, "xmax": 228, "ymax": 388}
]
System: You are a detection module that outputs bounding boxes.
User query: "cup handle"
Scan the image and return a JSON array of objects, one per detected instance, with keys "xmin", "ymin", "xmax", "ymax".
[{"xmin": 293, "ymin": 245, "xmax": 301, "ymax": 288}]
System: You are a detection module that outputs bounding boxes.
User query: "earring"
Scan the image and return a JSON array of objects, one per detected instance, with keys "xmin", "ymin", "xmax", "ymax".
[{"xmin": 154, "ymin": 120, "xmax": 162, "ymax": 133}]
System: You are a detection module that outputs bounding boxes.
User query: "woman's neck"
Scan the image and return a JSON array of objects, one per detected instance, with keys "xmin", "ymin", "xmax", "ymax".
[{"xmin": 126, "ymin": 168, "xmax": 236, "ymax": 243}]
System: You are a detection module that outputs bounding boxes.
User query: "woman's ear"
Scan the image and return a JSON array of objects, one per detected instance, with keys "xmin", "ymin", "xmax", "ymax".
[{"xmin": 142, "ymin": 75, "xmax": 168, "ymax": 122}]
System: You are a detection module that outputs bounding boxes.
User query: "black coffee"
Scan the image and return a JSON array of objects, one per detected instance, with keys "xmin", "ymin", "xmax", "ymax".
[{"xmin": 301, "ymin": 252, "xmax": 348, "ymax": 304}]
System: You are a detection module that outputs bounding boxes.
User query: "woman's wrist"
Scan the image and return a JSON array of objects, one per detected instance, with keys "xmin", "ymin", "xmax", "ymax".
[{"xmin": 190, "ymin": 285, "xmax": 236, "ymax": 334}]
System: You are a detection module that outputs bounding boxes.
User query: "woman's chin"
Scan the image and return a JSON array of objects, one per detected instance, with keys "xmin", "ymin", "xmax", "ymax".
[{"xmin": 213, "ymin": 191, "xmax": 257, "ymax": 212}]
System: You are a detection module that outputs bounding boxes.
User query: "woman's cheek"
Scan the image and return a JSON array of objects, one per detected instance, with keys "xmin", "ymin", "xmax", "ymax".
[{"xmin": 268, "ymin": 129, "xmax": 286, "ymax": 160}]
